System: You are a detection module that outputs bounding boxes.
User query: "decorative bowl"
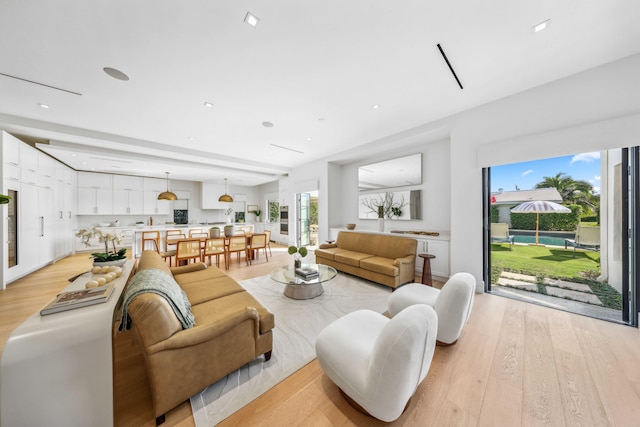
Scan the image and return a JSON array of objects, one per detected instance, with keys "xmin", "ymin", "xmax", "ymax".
[
  {"xmin": 98, "ymin": 222, "xmax": 111, "ymax": 227},
  {"xmin": 346, "ymin": 223, "xmax": 356, "ymax": 230}
]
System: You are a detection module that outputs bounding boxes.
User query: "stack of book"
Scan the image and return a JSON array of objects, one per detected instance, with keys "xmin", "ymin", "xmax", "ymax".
[
  {"xmin": 40, "ymin": 283, "xmax": 115, "ymax": 316},
  {"xmin": 295, "ymin": 267, "xmax": 319, "ymax": 279}
]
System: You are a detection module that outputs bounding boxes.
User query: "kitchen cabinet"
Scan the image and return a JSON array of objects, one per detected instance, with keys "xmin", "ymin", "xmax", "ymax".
[
  {"xmin": 143, "ymin": 177, "xmax": 171, "ymax": 215},
  {"xmin": 37, "ymin": 153, "xmax": 55, "ymax": 190},
  {"xmin": 78, "ymin": 172, "xmax": 113, "ymax": 215},
  {"xmin": 113, "ymin": 175, "xmax": 144, "ymax": 215},
  {"xmin": 2, "ymin": 133, "xmax": 21, "ymax": 182},
  {"xmin": 19, "ymin": 144, "xmax": 38, "ymax": 186},
  {"xmin": 1, "ymin": 132, "xmax": 76, "ymax": 288},
  {"xmin": 54, "ymin": 164, "xmax": 78, "ymax": 259}
]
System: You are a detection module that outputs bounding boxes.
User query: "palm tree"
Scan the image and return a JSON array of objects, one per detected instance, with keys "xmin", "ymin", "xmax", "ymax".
[{"xmin": 535, "ymin": 172, "xmax": 598, "ymax": 214}]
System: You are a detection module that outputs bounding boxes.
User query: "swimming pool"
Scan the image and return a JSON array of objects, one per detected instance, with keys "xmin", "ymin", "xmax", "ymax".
[{"xmin": 512, "ymin": 235, "xmax": 568, "ymax": 247}]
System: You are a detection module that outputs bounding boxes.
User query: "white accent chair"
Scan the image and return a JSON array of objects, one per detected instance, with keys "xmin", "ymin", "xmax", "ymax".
[
  {"xmin": 315, "ymin": 304, "xmax": 438, "ymax": 422},
  {"xmin": 388, "ymin": 272, "xmax": 475, "ymax": 345}
]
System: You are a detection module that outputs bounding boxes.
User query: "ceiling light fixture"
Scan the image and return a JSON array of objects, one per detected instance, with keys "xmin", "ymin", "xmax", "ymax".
[
  {"xmin": 38, "ymin": 103, "xmax": 50, "ymax": 109},
  {"xmin": 262, "ymin": 121, "xmax": 274, "ymax": 127},
  {"xmin": 436, "ymin": 43, "xmax": 464, "ymax": 90},
  {"xmin": 371, "ymin": 104, "xmax": 380, "ymax": 109},
  {"xmin": 157, "ymin": 172, "xmax": 178, "ymax": 200},
  {"xmin": 204, "ymin": 101, "xmax": 214, "ymax": 108},
  {"xmin": 533, "ymin": 19, "xmax": 551, "ymax": 33},
  {"xmin": 270, "ymin": 143, "xmax": 304, "ymax": 154},
  {"xmin": 103, "ymin": 67, "xmax": 130, "ymax": 81},
  {"xmin": 244, "ymin": 12, "xmax": 260, "ymax": 27},
  {"xmin": 218, "ymin": 178, "xmax": 234, "ymax": 202}
]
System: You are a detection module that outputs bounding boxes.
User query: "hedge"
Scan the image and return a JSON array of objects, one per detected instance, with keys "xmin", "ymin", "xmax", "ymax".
[
  {"xmin": 510, "ymin": 204, "xmax": 582, "ymax": 231},
  {"xmin": 490, "ymin": 205, "xmax": 499, "ymax": 223}
]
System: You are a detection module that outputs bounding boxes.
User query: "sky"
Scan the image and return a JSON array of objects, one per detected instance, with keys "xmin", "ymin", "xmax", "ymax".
[{"xmin": 491, "ymin": 152, "xmax": 601, "ymax": 194}]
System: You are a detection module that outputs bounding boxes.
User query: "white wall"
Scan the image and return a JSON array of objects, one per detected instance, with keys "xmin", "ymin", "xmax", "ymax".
[
  {"xmin": 450, "ymin": 54, "xmax": 640, "ymax": 291},
  {"xmin": 337, "ymin": 139, "xmax": 451, "ymax": 233},
  {"xmin": 288, "ymin": 53, "xmax": 640, "ymax": 292}
]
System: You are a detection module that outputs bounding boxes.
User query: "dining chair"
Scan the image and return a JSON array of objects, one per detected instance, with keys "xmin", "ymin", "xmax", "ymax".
[
  {"xmin": 190, "ymin": 231, "xmax": 209, "ymax": 252},
  {"xmin": 188, "ymin": 228, "xmax": 203, "ymax": 237},
  {"xmin": 165, "ymin": 229, "xmax": 183, "ymax": 251},
  {"xmin": 142, "ymin": 231, "xmax": 161, "ymax": 252},
  {"xmin": 175, "ymin": 239, "xmax": 202, "ymax": 265},
  {"xmin": 247, "ymin": 233, "xmax": 268, "ymax": 265},
  {"xmin": 264, "ymin": 229, "xmax": 272, "ymax": 256},
  {"xmin": 227, "ymin": 235, "xmax": 249, "ymax": 268},
  {"xmin": 203, "ymin": 237, "xmax": 227, "ymax": 269},
  {"xmin": 142, "ymin": 230, "xmax": 176, "ymax": 266}
]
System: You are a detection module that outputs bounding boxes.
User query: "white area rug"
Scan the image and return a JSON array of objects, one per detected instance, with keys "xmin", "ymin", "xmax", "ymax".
[{"xmin": 190, "ymin": 272, "xmax": 391, "ymax": 426}]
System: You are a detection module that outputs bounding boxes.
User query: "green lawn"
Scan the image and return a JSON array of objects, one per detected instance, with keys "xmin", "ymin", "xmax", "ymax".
[
  {"xmin": 491, "ymin": 243, "xmax": 600, "ymax": 280},
  {"xmin": 491, "ymin": 243, "xmax": 621, "ymax": 310}
]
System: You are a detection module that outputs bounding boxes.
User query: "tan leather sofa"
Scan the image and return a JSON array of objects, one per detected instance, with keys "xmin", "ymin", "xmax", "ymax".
[
  {"xmin": 124, "ymin": 250, "xmax": 274, "ymax": 425},
  {"xmin": 315, "ymin": 231, "xmax": 417, "ymax": 289}
]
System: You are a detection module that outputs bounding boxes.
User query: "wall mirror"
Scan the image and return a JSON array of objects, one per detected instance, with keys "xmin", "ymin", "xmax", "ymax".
[
  {"xmin": 358, "ymin": 190, "xmax": 421, "ymax": 220},
  {"xmin": 358, "ymin": 153, "xmax": 422, "ymax": 191}
]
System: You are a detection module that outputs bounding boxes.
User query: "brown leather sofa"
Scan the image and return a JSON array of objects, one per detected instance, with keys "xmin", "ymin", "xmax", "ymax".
[
  {"xmin": 315, "ymin": 231, "xmax": 417, "ymax": 289},
  {"xmin": 124, "ymin": 250, "xmax": 274, "ymax": 425}
]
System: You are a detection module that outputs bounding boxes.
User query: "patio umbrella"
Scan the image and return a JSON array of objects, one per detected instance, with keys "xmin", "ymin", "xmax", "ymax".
[{"xmin": 510, "ymin": 200, "xmax": 571, "ymax": 245}]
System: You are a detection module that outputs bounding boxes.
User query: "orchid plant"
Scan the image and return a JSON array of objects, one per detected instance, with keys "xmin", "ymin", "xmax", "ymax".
[{"xmin": 75, "ymin": 227, "xmax": 127, "ymax": 262}]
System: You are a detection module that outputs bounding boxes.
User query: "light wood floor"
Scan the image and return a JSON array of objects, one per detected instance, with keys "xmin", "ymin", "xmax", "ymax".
[{"xmin": 2, "ymin": 248, "xmax": 640, "ymax": 426}]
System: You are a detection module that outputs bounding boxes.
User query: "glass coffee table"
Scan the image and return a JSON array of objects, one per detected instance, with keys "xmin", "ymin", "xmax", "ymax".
[{"xmin": 270, "ymin": 263, "xmax": 338, "ymax": 299}]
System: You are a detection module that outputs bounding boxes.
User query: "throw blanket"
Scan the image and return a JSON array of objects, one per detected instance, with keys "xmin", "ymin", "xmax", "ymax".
[{"xmin": 119, "ymin": 268, "xmax": 196, "ymax": 331}]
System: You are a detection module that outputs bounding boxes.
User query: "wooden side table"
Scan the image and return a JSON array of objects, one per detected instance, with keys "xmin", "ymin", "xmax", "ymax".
[{"xmin": 419, "ymin": 253, "xmax": 436, "ymax": 286}]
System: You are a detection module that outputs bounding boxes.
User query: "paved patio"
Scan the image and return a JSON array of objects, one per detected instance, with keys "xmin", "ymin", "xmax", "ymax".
[{"xmin": 492, "ymin": 271, "xmax": 622, "ymax": 322}]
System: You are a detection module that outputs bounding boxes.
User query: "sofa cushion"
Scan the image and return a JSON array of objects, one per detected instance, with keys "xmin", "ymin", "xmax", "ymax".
[
  {"xmin": 360, "ymin": 256, "xmax": 399, "ymax": 277},
  {"xmin": 315, "ymin": 247, "xmax": 349, "ymax": 261},
  {"xmin": 191, "ymin": 291, "xmax": 275, "ymax": 334},
  {"xmin": 180, "ymin": 276, "xmax": 246, "ymax": 305},
  {"xmin": 173, "ymin": 266, "xmax": 227, "ymax": 285},
  {"xmin": 334, "ymin": 251, "xmax": 374, "ymax": 267},
  {"xmin": 336, "ymin": 232, "xmax": 417, "ymax": 259}
]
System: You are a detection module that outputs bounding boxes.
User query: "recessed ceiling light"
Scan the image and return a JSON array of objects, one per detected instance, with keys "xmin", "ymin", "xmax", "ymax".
[
  {"xmin": 71, "ymin": 154, "xmax": 77, "ymax": 157},
  {"xmin": 262, "ymin": 121, "xmax": 274, "ymax": 128},
  {"xmin": 532, "ymin": 19, "xmax": 550, "ymax": 33},
  {"xmin": 103, "ymin": 67, "xmax": 130, "ymax": 81},
  {"xmin": 188, "ymin": 136, "xmax": 195, "ymax": 140},
  {"xmin": 306, "ymin": 137, "xmax": 312, "ymax": 141},
  {"xmin": 371, "ymin": 104, "xmax": 380, "ymax": 109},
  {"xmin": 244, "ymin": 12, "xmax": 260, "ymax": 27},
  {"xmin": 203, "ymin": 101, "xmax": 214, "ymax": 108},
  {"xmin": 37, "ymin": 103, "xmax": 50, "ymax": 109}
]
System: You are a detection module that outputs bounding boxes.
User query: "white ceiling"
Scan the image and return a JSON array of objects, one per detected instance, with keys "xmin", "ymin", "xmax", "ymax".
[{"xmin": 1, "ymin": 1, "xmax": 639, "ymax": 186}]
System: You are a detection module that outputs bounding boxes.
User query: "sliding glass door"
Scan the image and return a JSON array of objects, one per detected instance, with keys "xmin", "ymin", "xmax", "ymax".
[{"xmin": 483, "ymin": 147, "xmax": 638, "ymax": 326}]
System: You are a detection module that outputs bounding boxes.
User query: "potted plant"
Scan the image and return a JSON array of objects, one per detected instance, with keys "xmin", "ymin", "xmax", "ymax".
[
  {"xmin": 224, "ymin": 224, "xmax": 235, "ymax": 237},
  {"xmin": 288, "ymin": 245, "xmax": 308, "ymax": 269},
  {"xmin": 75, "ymin": 227, "xmax": 127, "ymax": 266},
  {"xmin": 252, "ymin": 209, "xmax": 262, "ymax": 221},
  {"xmin": 210, "ymin": 226, "xmax": 221, "ymax": 238}
]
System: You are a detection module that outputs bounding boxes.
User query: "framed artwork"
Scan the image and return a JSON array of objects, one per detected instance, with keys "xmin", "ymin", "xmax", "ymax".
[{"xmin": 247, "ymin": 204, "xmax": 258, "ymax": 212}]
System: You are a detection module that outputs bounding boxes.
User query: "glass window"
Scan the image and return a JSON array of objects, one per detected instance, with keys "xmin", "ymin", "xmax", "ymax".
[{"xmin": 268, "ymin": 200, "xmax": 279, "ymax": 223}]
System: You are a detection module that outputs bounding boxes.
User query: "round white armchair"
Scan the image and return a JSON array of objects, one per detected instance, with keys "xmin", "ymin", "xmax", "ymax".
[
  {"xmin": 388, "ymin": 272, "xmax": 476, "ymax": 345},
  {"xmin": 315, "ymin": 304, "xmax": 438, "ymax": 422}
]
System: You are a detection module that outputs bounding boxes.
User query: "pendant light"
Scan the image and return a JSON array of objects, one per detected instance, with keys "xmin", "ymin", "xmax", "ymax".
[
  {"xmin": 158, "ymin": 172, "xmax": 178, "ymax": 200},
  {"xmin": 218, "ymin": 178, "xmax": 233, "ymax": 202}
]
